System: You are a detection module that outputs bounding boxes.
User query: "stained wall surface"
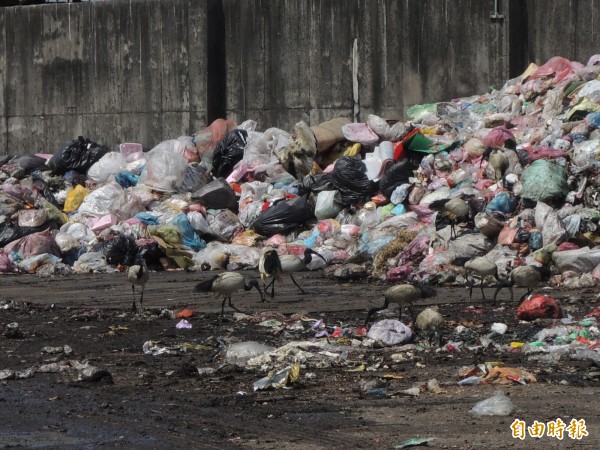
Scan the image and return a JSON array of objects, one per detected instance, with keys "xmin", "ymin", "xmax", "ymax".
[{"xmin": 1, "ymin": 0, "xmax": 599, "ymax": 154}]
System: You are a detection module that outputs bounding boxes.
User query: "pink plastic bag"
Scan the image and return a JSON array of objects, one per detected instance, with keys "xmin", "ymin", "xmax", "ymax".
[
  {"xmin": 341, "ymin": 123, "xmax": 379, "ymax": 145},
  {"xmin": 483, "ymin": 126, "xmax": 516, "ymax": 149},
  {"xmin": 530, "ymin": 56, "xmax": 582, "ymax": 84},
  {"xmin": 4, "ymin": 230, "xmax": 61, "ymax": 259}
]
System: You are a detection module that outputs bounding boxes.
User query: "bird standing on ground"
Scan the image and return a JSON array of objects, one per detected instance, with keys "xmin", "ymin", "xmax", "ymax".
[
  {"xmin": 429, "ymin": 194, "xmax": 475, "ymax": 240},
  {"xmin": 194, "ymin": 272, "xmax": 265, "ymax": 316},
  {"xmin": 365, "ymin": 283, "xmax": 437, "ymax": 325},
  {"xmin": 259, "ymin": 248, "xmax": 327, "ymax": 298},
  {"xmin": 127, "ymin": 251, "xmax": 149, "ymax": 313},
  {"xmin": 415, "ymin": 307, "xmax": 444, "ymax": 347},
  {"xmin": 464, "ymin": 257, "xmax": 501, "ymax": 300},
  {"xmin": 493, "ymin": 265, "xmax": 552, "ymax": 303}
]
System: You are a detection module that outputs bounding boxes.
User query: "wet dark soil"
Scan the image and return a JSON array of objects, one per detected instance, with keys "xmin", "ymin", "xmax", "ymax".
[{"xmin": 0, "ymin": 270, "xmax": 598, "ymax": 449}]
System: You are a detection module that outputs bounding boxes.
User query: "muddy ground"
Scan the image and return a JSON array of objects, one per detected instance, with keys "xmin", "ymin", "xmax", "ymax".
[{"xmin": 0, "ymin": 269, "xmax": 598, "ymax": 449}]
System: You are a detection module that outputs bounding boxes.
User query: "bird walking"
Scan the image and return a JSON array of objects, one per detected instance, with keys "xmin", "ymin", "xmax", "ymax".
[
  {"xmin": 259, "ymin": 248, "xmax": 327, "ymax": 298},
  {"xmin": 194, "ymin": 272, "xmax": 265, "ymax": 316},
  {"xmin": 415, "ymin": 307, "xmax": 444, "ymax": 347},
  {"xmin": 365, "ymin": 283, "xmax": 437, "ymax": 325},
  {"xmin": 493, "ymin": 265, "xmax": 552, "ymax": 303},
  {"xmin": 127, "ymin": 251, "xmax": 149, "ymax": 313},
  {"xmin": 464, "ymin": 257, "xmax": 501, "ymax": 300},
  {"xmin": 429, "ymin": 194, "xmax": 475, "ymax": 240}
]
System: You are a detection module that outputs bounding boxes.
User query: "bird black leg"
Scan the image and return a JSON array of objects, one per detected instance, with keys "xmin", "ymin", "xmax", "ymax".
[
  {"xmin": 221, "ymin": 297, "xmax": 227, "ymax": 317},
  {"xmin": 131, "ymin": 285, "xmax": 137, "ymax": 313},
  {"xmin": 479, "ymin": 278, "xmax": 486, "ymax": 300},
  {"xmin": 466, "ymin": 276, "xmax": 474, "ymax": 299},
  {"xmin": 228, "ymin": 297, "xmax": 243, "ymax": 313},
  {"xmin": 289, "ymin": 274, "xmax": 306, "ymax": 295},
  {"xmin": 139, "ymin": 288, "xmax": 144, "ymax": 313}
]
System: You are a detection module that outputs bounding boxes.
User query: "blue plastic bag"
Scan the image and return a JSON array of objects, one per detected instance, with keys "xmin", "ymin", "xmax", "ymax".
[
  {"xmin": 170, "ymin": 213, "xmax": 207, "ymax": 251},
  {"xmin": 115, "ymin": 171, "xmax": 139, "ymax": 188},
  {"xmin": 485, "ymin": 192, "xmax": 518, "ymax": 214}
]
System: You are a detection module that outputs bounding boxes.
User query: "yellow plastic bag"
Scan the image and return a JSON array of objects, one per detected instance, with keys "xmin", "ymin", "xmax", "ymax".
[{"xmin": 63, "ymin": 185, "xmax": 89, "ymax": 213}]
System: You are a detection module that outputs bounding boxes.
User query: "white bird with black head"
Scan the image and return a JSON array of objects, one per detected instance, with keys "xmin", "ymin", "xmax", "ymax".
[{"xmin": 194, "ymin": 272, "xmax": 265, "ymax": 316}]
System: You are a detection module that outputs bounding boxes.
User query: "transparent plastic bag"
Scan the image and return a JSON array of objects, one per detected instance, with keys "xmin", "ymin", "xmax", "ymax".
[
  {"xmin": 87, "ymin": 152, "xmax": 127, "ymax": 183},
  {"xmin": 469, "ymin": 391, "xmax": 514, "ymax": 416}
]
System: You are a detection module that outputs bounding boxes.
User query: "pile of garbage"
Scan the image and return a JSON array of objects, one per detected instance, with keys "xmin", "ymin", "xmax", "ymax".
[{"xmin": 0, "ymin": 55, "xmax": 599, "ymax": 286}]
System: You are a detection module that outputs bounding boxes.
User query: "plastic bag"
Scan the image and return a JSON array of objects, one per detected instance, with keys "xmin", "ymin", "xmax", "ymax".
[
  {"xmin": 485, "ymin": 192, "xmax": 518, "ymax": 215},
  {"xmin": 114, "ymin": 171, "xmax": 139, "ymax": 189},
  {"xmin": 225, "ymin": 341, "xmax": 276, "ymax": 365},
  {"xmin": 469, "ymin": 391, "xmax": 514, "ymax": 416},
  {"xmin": 47, "ymin": 136, "xmax": 111, "ymax": 175},
  {"xmin": 314, "ymin": 190, "xmax": 343, "ymax": 220},
  {"xmin": 4, "ymin": 230, "xmax": 61, "ymax": 259},
  {"xmin": 78, "ymin": 182, "xmax": 125, "ymax": 217},
  {"xmin": 211, "ymin": 129, "xmax": 248, "ymax": 179},
  {"xmin": 209, "ymin": 209, "xmax": 243, "ymax": 242},
  {"xmin": 521, "ymin": 160, "xmax": 568, "ymax": 205},
  {"xmin": 253, "ymin": 195, "xmax": 315, "ymax": 237},
  {"xmin": 367, "ymin": 114, "xmax": 407, "ymax": 141},
  {"xmin": 192, "ymin": 178, "xmax": 238, "ymax": 212},
  {"xmin": 63, "ymin": 185, "xmax": 89, "ymax": 213},
  {"xmin": 516, "ymin": 295, "xmax": 562, "ymax": 321},
  {"xmin": 138, "ymin": 144, "xmax": 189, "ymax": 193},
  {"xmin": 0, "ymin": 249, "xmax": 18, "ymax": 273},
  {"xmin": 17, "ymin": 209, "xmax": 47, "ymax": 228},
  {"xmin": 87, "ymin": 152, "xmax": 127, "ymax": 183},
  {"xmin": 168, "ymin": 213, "xmax": 207, "ymax": 251},
  {"xmin": 72, "ymin": 251, "xmax": 115, "ymax": 273},
  {"xmin": 59, "ymin": 222, "xmax": 96, "ymax": 246},
  {"xmin": 378, "ymin": 159, "xmax": 413, "ymax": 200},
  {"xmin": 341, "ymin": 122, "xmax": 379, "ymax": 145},
  {"xmin": 367, "ymin": 319, "xmax": 412, "ymax": 346},
  {"xmin": 553, "ymin": 247, "xmax": 600, "ymax": 273},
  {"xmin": 483, "ymin": 126, "xmax": 516, "ymax": 149},
  {"xmin": 180, "ymin": 164, "xmax": 211, "ymax": 193},
  {"xmin": 91, "ymin": 233, "xmax": 139, "ymax": 266},
  {"xmin": 331, "ymin": 157, "xmax": 377, "ymax": 206}
]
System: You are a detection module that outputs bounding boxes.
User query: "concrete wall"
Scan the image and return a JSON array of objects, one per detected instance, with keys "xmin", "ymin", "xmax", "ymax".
[
  {"xmin": 1, "ymin": 0, "xmax": 600, "ymax": 155},
  {"xmin": 0, "ymin": 0, "xmax": 208, "ymax": 154}
]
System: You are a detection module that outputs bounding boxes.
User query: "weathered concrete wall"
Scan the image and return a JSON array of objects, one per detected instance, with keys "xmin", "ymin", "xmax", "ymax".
[
  {"xmin": 1, "ymin": 0, "xmax": 600, "ymax": 155},
  {"xmin": 0, "ymin": 0, "xmax": 208, "ymax": 154},
  {"xmin": 223, "ymin": 0, "xmax": 513, "ymax": 130},
  {"xmin": 524, "ymin": 0, "xmax": 600, "ymax": 67}
]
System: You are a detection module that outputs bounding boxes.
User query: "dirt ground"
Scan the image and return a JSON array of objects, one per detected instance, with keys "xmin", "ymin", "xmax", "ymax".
[{"xmin": 0, "ymin": 269, "xmax": 598, "ymax": 449}]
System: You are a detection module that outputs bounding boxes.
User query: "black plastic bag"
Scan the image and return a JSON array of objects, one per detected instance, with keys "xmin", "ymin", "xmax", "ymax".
[
  {"xmin": 91, "ymin": 234, "xmax": 139, "ymax": 266},
  {"xmin": 301, "ymin": 173, "xmax": 335, "ymax": 194},
  {"xmin": 253, "ymin": 195, "xmax": 315, "ymax": 237},
  {"xmin": 211, "ymin": 129, "xmax": 247, "ymax": 179},
  {"xmin": 191, "ymin": 178, "xmax": 238, "ymax": 212},
  {"xmin": 0, "ymin": 221, "xmax": 52, "ymax": 248},
  {"xmin": 331, "ymin": 156, "xmax": 377, "ymax": 206},
  {"xmin": 378, "ymin": 158, "xmax": 413, "ymax": 199},
  {"xmin": 47, "ymin": 136, "xmax": 111, "ymax": 175}
]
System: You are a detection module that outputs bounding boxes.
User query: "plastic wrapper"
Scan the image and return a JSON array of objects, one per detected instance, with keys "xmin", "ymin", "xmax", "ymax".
[
  {"xmin": 253, "ymin": 195, "xmax": 314, "ymax": 237},
  {"xmin": 47, "ymin": 136, "xmax": 111, "ymax": 175},
  {"xmin": 87, "ymin": 152, "xmax": 127, "ymax": 183}
]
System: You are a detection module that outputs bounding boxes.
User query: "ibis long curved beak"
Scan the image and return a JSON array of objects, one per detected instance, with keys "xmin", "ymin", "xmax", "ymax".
[{"xmin": 308, "ymin": 249, "xmax": 327, "ymax": 264}]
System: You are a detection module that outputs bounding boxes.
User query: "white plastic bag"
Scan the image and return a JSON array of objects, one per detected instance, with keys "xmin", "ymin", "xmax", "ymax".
[
  {"xmin": 469, "ymin": 391, "xmax": 514, "ymax": 416},
  {"xmin": 17, "ymin": 209, "xmax": 47, "ymax": 228},
  {"xmin": 78, "ymin": 182, "xmax": 124, "ymax": 217},
  {"xmin": 138, "ymin": 143, "xmax": 189, "ymax": 192},
  {"xmin": 367, "ymin": 320, "xmax": 412, "ymax": 346},
  {"xmin": 315, "ymin": 190, "xmax": 343, "ymax": 220},
  {"xmin": 87, "ymin": 152, "xmax": 127, "ymax": 183}
]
